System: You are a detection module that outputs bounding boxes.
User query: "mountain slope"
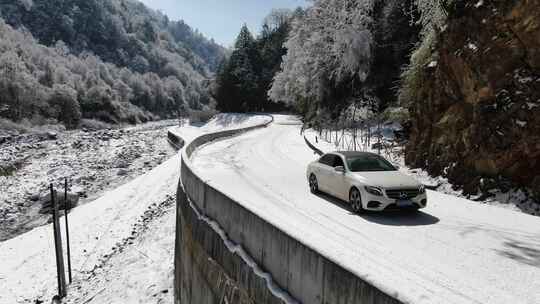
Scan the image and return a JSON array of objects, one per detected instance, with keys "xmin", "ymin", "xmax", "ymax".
[
  {"xmin": 0, "ymin": 0, "xmax": 224, "ymax": 76},
  {"xmin": 0, "ymin": 0, "xmax": 225, "ymax": 129}
]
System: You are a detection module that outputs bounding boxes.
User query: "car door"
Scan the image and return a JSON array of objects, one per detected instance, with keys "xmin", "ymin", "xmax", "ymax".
[
  {"xmin": 316, "ymin": 154, "xmax": 336, "ymax": 193},
  {"xmin": 328, "ymin": 155, "xmax": 348, "ymax": 200}
]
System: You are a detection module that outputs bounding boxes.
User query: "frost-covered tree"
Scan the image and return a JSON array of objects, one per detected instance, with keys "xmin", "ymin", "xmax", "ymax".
[
  {"xmin": 270, "ymin": 0, "xmax": 419, "ymax": 125},
  {"xmin": 399, "ymin": 0, "xmax": 451, "ymax": 106},
  {"xmin": 49, "ymin": 84, "xmax": 81, "ymax": 128},
  {"xmin": 269, "ymin": 0, "xmax": 375, "ymax": 108}
]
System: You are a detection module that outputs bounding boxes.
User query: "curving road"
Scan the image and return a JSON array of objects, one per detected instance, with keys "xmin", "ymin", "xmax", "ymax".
[{"xmin": 191, "ymin": 115, "xmax": 540, "ymax": 304}]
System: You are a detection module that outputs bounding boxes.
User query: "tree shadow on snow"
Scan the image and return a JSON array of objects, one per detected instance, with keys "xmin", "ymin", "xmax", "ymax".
[
  {"xmin": 496, "ymin": 239, "xmax": 540, "ymax": 268},
  {"xmin": 453, "ymin": 223, "xmax": 540, "ymax": 268},
  {"xmin": 314, "ymin": 192, "xmax": 440, "ymax": 226}
]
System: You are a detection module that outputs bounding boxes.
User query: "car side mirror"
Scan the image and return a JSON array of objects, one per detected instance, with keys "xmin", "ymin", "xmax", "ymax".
[{"xmin": 335, "ymin": 166, "xmax": 345, "ymax": 173}]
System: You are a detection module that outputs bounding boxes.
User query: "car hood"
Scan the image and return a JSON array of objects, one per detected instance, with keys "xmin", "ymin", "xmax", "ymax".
[{"xmin": 350, "ymin": 171, "xmax": 420, "ymax": 189}]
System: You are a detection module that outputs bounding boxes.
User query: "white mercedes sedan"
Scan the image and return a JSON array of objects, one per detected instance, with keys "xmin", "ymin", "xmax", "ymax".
[{"xmin": 307, "ymin": 151, "xmax": 427, "ymax": 213}]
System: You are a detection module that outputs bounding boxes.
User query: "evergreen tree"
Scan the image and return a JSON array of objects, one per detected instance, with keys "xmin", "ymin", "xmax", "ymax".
[
  {"xmin": 215, "ymin": 24, "xmax": 261, "ymax": 112},
  {"xmin": 257, "ymin": 11, "xmax": 293, "ymax": 111},
  {"xmin": 214, "ymin": 12, "xmax": 295, "ymax": 113}
]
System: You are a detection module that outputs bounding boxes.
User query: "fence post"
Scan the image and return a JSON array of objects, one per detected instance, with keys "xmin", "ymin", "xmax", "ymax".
[
  {"xmin": 64, "ymin": 178, "xmax": 73, "ymax": 284},
  {"xmin": 51, "ymin": 184, "xmax": 67, "ymax": 297},
  {"xmin": 377, "ymin": 120, "xmax": 382, "ymax": 155},
  {"xmin": 353, "ymin": 127, "xmax": 357, "ymax": 151}
]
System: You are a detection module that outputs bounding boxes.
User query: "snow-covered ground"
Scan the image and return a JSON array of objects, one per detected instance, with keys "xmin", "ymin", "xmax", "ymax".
[
  {"xmin": 191, "ymin": 115, "xmax": 540, "ymax": 304},
  {"xmin": 0, "ymin": 113, "xmax": 271, "ymax": 304},
  {"xmin": 0, "ymin": 120, "xmax": 178, "ymax": 241}
]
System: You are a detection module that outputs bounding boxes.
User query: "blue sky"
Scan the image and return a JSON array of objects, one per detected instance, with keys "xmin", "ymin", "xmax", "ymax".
[{"xmin": 139, "ymin": 0, "xmax": 309, "ymax": 47}]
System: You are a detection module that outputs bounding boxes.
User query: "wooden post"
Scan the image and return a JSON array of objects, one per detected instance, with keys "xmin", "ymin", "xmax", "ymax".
[
  {"xmin": 51, "ymin": 184, "xmax": 67, "ymax": 297},
  {"xmin": 64, "ymin": 178, "xmax": 73, "ymax": 284}
]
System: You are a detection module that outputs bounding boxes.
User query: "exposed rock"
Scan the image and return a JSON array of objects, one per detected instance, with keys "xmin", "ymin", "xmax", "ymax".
[
  {"xmin": 116, "ymin": 161, "xmax": 129, "ymax": 169},
  {"xmin": 406, "ymin": 0, "xmax": 540, "ymax": 202},
  {"xmin": 46, "ymin": 131, "xmax": 57, "ymax": 140},
  {"xmin": 0, "ymin": 135, "xmax": 11, "ymax": 144},
  {"xmin": 28, "ymin": 193, "xmax": 41, "ymax": 202}
]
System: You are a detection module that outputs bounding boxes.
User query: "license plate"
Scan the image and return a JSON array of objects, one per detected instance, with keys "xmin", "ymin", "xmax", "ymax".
[{"xmin": 396, "ymin": 200, "xmax": 413, "ymax": 207}]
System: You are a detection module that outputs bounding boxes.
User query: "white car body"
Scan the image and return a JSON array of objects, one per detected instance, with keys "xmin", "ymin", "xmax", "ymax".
[{"xmin": 306, "ymin": 151, "xmax": 427, "ymax": 212}]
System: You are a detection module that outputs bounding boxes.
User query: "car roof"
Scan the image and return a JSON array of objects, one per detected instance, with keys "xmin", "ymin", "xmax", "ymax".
[{"xmin": 331, "ymin": 151, "xmax": 380, "ymax": 158}]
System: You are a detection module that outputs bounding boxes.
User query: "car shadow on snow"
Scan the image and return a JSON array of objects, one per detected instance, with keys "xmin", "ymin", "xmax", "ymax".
[{"xmin": 314, "ymin": 192, "xmax": 440, "ymax": 226}]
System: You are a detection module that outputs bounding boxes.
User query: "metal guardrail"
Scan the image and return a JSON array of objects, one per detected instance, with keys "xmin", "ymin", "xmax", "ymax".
[
  {"xmin": 303, "ymin": 135, "xmax": 324, "ymax": 156},
  {"xmin": 167, "ymin": 130, "xmax": 185, "ymax": 150}
]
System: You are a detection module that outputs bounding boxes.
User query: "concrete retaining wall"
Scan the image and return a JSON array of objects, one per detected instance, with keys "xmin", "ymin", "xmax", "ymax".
[
  {"xmin": 174, "ymin": 117, "xmax": 403, "ymax": 304},
  {"xmin": 168, "ymin": 130, "xmax": 185, "ymax": 150}
]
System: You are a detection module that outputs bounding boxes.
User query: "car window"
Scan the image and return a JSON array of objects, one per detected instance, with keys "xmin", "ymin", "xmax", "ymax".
[
  {"xmin": 347, "ymin": 155, "xmax": 397, "ymax": 172},
  {"xmin": 333, "ymin": 156, "xmax": 344, "ymax": 168},
  {"xmin": 319, "ymin": 154, "xmax": 335, "ymax": 166}
]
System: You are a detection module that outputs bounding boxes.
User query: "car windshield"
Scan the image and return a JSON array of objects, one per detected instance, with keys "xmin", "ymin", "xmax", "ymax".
[{"xmin": 346, "ymin": 155, "xmax": 397, "ymax": 172}]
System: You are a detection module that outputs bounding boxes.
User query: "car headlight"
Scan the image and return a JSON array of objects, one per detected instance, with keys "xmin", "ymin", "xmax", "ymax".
[
  {"xmin": 364, "ymin": 186, "xmax": 383, "ymax": 196},
  {"xmin": 419, "ymin": 185, "xmax": 426, "ymax": 194}
]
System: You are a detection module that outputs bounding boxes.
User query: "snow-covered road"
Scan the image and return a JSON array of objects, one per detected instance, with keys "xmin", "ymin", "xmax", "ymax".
[{"xmin": 191, "ymin": 115, "xmax": 540, "ymax": 304}]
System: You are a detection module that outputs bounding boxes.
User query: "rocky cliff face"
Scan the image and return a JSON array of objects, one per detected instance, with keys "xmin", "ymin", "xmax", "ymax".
[{"xmin": 406, "ymin": 0, "xmax": 540, "ymax": 203}]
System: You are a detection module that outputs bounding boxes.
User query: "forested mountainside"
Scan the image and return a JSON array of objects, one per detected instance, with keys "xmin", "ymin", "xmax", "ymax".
[{"xmin": 0, "ymin": 0, "xmax": 225, "ymax": 130}]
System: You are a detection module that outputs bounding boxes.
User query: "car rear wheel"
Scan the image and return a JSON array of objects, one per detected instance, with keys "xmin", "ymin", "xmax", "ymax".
[
  {"xmin": 309, "ymin": 174, "xmax": 319, "ymax": 194},
  {"xmin": 349, "ymin": 188, "xmax": 364, "ymax": 214}
]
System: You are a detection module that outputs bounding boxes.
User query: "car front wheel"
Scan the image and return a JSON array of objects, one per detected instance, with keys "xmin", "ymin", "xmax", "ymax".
[
  {"xmin": 349, "ymin": 188, "xmax": 364, "ymax": 214},
  {"xmin": 309, "ymin": 174, "xmax": 319, "ymax": 194}
]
